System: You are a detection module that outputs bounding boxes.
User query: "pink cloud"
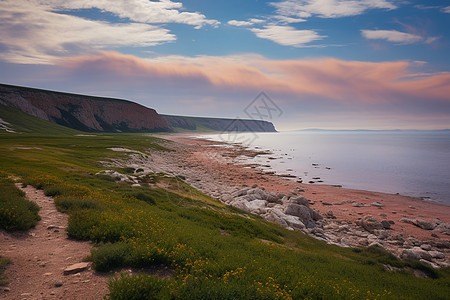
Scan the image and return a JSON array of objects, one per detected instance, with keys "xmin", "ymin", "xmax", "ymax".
[{"xmin": 61, "ymin": 51, "xmax": 450, "ymax": 105}]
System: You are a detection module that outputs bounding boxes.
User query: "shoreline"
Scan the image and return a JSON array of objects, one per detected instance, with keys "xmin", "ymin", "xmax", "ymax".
[{"xmin": 129, "ymin": 133, "xmax": 449, "ymax": 268}]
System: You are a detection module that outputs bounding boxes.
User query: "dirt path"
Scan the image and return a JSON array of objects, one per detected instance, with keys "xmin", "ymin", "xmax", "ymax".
[{"xmin": 0, "ymin": 184, "xmax": 109, "ymax": 300}]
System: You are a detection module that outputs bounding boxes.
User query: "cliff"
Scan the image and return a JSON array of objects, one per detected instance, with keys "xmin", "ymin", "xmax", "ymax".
[
  {"xmin": 0, "ymin": 84, "xmax": 170, "ymax": 132},
  {"xmin": 162, "ymin": 115, "xmax": 277, "ymax": 132},
  {"xmin": 0, "ymin": 83, "xmax": 277, "ymax": 133}
]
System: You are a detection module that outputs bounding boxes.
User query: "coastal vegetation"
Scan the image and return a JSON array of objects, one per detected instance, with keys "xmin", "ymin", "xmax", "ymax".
[{"xmin": 0, "ymin": 112, "xmax": 449, "ymax": 299}]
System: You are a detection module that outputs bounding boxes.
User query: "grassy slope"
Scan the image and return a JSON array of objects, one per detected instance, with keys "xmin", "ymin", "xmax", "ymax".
[
  {"xmin": 0, "ymin": 104, "xmax": 80, "ymax": 135},
  {"xmin": 0, "ymin": 127, "xmax": 449, "ymax": 298}
]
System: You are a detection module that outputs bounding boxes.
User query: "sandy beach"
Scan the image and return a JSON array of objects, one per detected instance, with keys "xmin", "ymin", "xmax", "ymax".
[{"xmin": 130, "ymin": 133, "xmax": 450, "ymax": 268}]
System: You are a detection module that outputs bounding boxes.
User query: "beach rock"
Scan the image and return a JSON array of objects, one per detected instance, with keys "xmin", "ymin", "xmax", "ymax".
[
  {"xmin": 232, "ymin": 201, "xmax": 250, "ymax": 212},
  {"xmin": 401, "ymin": 249, "xmax": 420, "ymax": 261},
  {"xmin": 54, "ymin": 280, "xmax": 63, "ymax": 287},
  {"xmin": 381, "ymin": 220, "xmax": 391, "ymax": 229},
  {"xmin": 63, "ymin": 262, "xmax": 89, "ymax": 275},
  {"xmin": 246, "ymin": 188, "xmax": 265, "ymax": 197},
  {"xmin": 374, "ymin": 229, "xmax": 389, "ymax": 240},
  {"xmin": 265, "ymin": 211, "xmax": 288, "ymax": 227},
  {"xmin": 434, "ymin": 222, "xmax": 450, "ymax": 235},
  {"xmin": 356, "ymin": 215, "xmax": 384, "ymax": 233},
  {"xmin": 325, "ymin": 211, "xmax": 337, "ymax": 219},
  {"xmin": 262, "ymin": 192, "xmax": 282, "ymax": 204},
  {"xmin": 232, "ymin": 188, "xmax": 250, "ymax": 198},
  {"xmin": 283, "ymin": 215, "xmax": 306, "ymax": 230},
  {"xmin": 428, "ymin": 251, "xmax": 445, "ymax": 259},
  {"xmin": 411, "ymin": 247, "xmax": 432, "ymax": 261},
  {"xmin": 220, "ymin": 194, "xmax": 233, "ymax": 203},
  {"xmin": 246, "ymin": 193, "xmax": 263, "ymax": 201},
  {"xmin": 414, "ymin": 219, "xmax": 436, "ymax": 230},
  {"xmin": 311, "ymin": 210, "xmax": 323, "ymax": 221},
  {"xmin": 290, "ymin": 196, "xmax": 309, "ymax": 206},
  {"xmin": 246, "ymin": 200, "xmax": 267, "ymax": 214},
  {"xmin": 284, "ymin": 204, "xmax": 315, "ymax": 228},
  {"xmin": 420, "ymin": 244, "xmax": 432, "ymax": 251},
  {"xmin": 399, "ymin": 218, "xmax": 435, "ymax": 230}
]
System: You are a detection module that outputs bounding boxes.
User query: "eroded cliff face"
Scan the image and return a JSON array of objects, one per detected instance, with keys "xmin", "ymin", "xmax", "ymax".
[
  {"xmin": 0, "ymin": 83, "xmax": 277, "ymax": 133},
  {"xmin": 0, "ymin": 84, "xmax": 170, "ymax": 132},
  {"xmin": 162, "ymin": 115, "xmax": 277, "ymax": 132}
]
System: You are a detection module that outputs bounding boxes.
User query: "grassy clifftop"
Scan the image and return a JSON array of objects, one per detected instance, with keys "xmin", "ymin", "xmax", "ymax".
[{"xmin": 0, "ymin": 127, "xmax": 449, "ymax": 299}]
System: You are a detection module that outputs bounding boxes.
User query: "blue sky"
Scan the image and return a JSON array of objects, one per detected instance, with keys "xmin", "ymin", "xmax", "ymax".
[{"xmin": 1, "ymin": 0, "xmax": 450, "ymax": 130}]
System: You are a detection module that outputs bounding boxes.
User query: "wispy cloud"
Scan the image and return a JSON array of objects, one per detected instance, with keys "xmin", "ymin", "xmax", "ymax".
[
  {"xmin": 228, "ymin": 20, "xmax": 255, "ymax": 27},
  {"xmin": 60, "ymin": 51, "xmax": 450, "ymax": 104},
  {"xmin": 271, "ymin": 0, "xmax": 396, "ymax": 19},
  {"xmin": 250, "ymin": 25, "xmax": 325, "ymax": 47},
  {"xmin": 443, "ymin": 6, "xmax": 450, "ymax": 13},
  {"xmin": 361, "ymin": 29, "xmax": 431, "ymax": 44}
]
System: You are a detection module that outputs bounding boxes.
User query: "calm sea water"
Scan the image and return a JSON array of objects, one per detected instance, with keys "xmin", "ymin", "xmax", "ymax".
[{"xmin": 201, "ymin": 130, "xmax": 450, "ymax": 206}]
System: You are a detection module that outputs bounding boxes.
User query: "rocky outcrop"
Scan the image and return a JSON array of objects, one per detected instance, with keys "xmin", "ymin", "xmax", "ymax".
[
  {"xmin": 0, "ymin": 84, "xmax": 170, "ymax": 132},
  {"xmin": 161, "ymin": 114, "xmax": 277, "ymax": 132}
]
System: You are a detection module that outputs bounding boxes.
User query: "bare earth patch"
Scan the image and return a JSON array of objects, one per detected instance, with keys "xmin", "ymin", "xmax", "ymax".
[{"xmin": 0, "ymin": 184, "xmax": 108, "ymax": 299}]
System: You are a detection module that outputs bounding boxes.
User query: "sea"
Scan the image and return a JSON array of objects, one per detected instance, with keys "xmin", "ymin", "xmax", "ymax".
[{"xmin": 200, "ymin": 130, "xmax": 450, "ymax": 206}]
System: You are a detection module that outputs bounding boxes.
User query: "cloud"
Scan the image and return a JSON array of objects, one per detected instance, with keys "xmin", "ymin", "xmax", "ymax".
[
  {"xmin": 443, "ymin": 6, "xmax": 450, "ymax": 13},
  {"xmin": 228, "ymin": 20, "xmax": 254, "ymax": 27},
  {"xmin": 0, "ymin": 1, "xmax": 176, "ymax": 64},
  {"xmin": 249, "ymin": 18, "xmax": 265, "ymax": 24},
  {"xmin": 250, "ymin": 25, "xmax": 325, "ymax": 47},
  {"xmin": 361, "ymin": 29, "xmax": 424, "ymax": 44},
  {"xmin": 273, "ymin": 15, "xmax": 307, "ymax": 24},
  {"xmin": 271, "ymin": 0, "xmax": 397, "ymax": 19},
  {"xmin": 35, "ymin": 0, "xmax": 219, "ymax": 28},
  {"xmin": 60, "ymin": 51, "xmax": 450, "ymax": 105}
]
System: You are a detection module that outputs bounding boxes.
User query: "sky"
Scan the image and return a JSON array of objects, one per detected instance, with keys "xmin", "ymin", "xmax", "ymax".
[{"xmin": 0, "ymin": 0, "xmax": 450, "ymax": 130}]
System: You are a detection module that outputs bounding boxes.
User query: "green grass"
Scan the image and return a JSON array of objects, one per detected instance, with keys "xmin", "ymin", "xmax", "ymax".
[
  {"xmin": 0, "ymin": 104, "xmax": 81, "ymax": 135},
  {"xmin": 0, "ymin": 171, "xmax": 40, "ymax": 231},
  {"xmin": 0, "ymin": 131, "xmax": 449, "ymax": 299}
]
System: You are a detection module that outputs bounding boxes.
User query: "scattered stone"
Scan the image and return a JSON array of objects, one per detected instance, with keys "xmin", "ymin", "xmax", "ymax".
[
  {"xmin": 428, "ymin": 251, "xmax": 445, "ymax": 259},
  {"xmin": 420, "ymin": 244, "xmax": 432, "ymax": 251},
  {"xmin": 63, "ymin": 262, "xmax": 90, "ymax": 275},
  {"xmin": 285, "ymin": 204, "xmax": 315, "ymax": 228},
  {"xmin": 356, "ymin": 215, "xmax": 383, "ymax": 233},
  {"xmin": 291, "ymin": 196, "xmax": 309, "ymax": 206},
  {"xmin": 434, "ymin": 222, "xmax": 450, "ymax": 235},
  {"xmin": 411, "ymin": 247, "xmax": 432, "ymax": 261},
  {"xmin": 322, "ymin": 202, "xmax": 332, "ymax": 206},
  {"xmin": 414, "ymin": 219, "xmax": 436, "ymax": 230},
  {"xmin": 371, "ymin": 202, "xmax": 384, "ymax": 208},
  {"xmin": 383, "ymin": 264, "xmax": 400, "ymax": 272},
  {"xmin": 380, "ymin": 220, "xmax": 391, "ymax": 229},
  {"xmin": 219, "ymin": 229, "xmax": 230, "ymax": 236},
  {"xmin": 399, "ymin": 218, "xmax": 436, "ymax": 230},
  {"xmin": 54, "ymin": 280, "xmax": 63, "ymax": 287},
  {"xmin": 401, "ymin": 249, "xmax": 420, "ymax": 261},
  {"xmin": 413, "ymin": 269, "xmax": 428, "ymax": 278}
]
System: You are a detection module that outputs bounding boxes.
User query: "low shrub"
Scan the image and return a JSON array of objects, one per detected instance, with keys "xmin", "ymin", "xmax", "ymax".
[
  {"xmin": 0, "ymin": 173, "xmax": 40, "ymax": 231},
  {"xmin": 90, "ymin": 242, "xmax": 131, "ymax": 272},
  {"xmin": 55, "ymin": 197, "xmax": 100, "ymax": 212},
  {"xmin": 0, "ymin": 256, "xmax": 11, "ymax": 286},
  {"xmin": 107, "ymin": 273, "xmax": 167, "ymax": 299}
]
